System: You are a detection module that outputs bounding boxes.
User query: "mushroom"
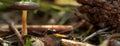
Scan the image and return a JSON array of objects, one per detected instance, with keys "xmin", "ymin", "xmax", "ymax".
[{"xmin": 10, "ymin": 2, "xmax": 39, "ymax": 36}]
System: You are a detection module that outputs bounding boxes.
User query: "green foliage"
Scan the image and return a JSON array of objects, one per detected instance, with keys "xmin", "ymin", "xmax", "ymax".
[
  {"xmin": 57, "ymin": 11, "xmax": 74, "ymax": 24},
  {"xmin": 99, "ymin": 37, "xmax": 103, "ymax": 44},
  {"xmin": 0, "ymin": 0, "xmax": 75, "ymax": 24},
  {"xmin": 25, "ymin": 39, "xmax": 32, "ymax": 46},
  {"xmin": 38, "ymin": 1, "xmax": 75, "ymax": 23},
  {"xmin": 21, "ymin": 0, "xmax": 32, "ymax": 2},
  {"xmin": 0, "ymin": 0, "xmax": 20, "ymax": 11},
  {"xmin": 8, "ymin": 43, "xmax": 12, "ymax": 46}
]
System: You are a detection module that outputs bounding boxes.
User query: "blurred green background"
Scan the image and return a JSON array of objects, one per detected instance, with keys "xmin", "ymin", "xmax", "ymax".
[{"xmin": 0, "ymin": 0, "xmax": 79, "ymax": 25}]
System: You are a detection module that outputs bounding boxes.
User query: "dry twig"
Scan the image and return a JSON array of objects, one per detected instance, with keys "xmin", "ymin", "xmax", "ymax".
[
  {"xmin": 83, "ymin": 27, "xmax": 109, "ymax": 42},
  {"xmin": 9, "ymin": 22, "xmax": 25, "ymax": 46}
]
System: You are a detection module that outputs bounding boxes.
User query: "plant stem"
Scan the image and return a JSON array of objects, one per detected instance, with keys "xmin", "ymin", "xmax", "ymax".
[{"xmin": 22, "ymin": 10, "xmax": 28, "ymax": 36}]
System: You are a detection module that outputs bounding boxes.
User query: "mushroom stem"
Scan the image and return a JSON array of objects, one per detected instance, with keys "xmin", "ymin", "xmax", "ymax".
[{"xmin": 22, "ymin": 10, "xmax": 27, "ymax": 36}]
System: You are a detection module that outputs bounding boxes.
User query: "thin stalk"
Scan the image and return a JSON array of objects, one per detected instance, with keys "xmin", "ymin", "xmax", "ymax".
[{"xmin": 22, "ymin": 10, "xmax": 28, "ymax": 36}]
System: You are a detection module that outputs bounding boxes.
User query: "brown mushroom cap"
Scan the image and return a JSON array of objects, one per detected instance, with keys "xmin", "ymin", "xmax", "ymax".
[{"xmin": 10, "ymin": 2, "xmax": 39, "ymax": 10}]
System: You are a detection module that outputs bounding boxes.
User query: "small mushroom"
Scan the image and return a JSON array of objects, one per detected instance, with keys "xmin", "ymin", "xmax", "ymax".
[{"xmin": 10, "ymin": 2, "xmax": 39, "ymax": 36}]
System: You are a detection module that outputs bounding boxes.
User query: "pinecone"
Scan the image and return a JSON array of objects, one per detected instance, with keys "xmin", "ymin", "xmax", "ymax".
[{"xmin": 76, "ymin": 0, "xmax": 120, "ymax": 28}]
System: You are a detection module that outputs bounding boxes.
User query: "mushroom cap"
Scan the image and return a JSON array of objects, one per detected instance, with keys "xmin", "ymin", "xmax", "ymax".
[{"xmin": 10, "ymin": 2, "xmax": 39, "ymax": 10}]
